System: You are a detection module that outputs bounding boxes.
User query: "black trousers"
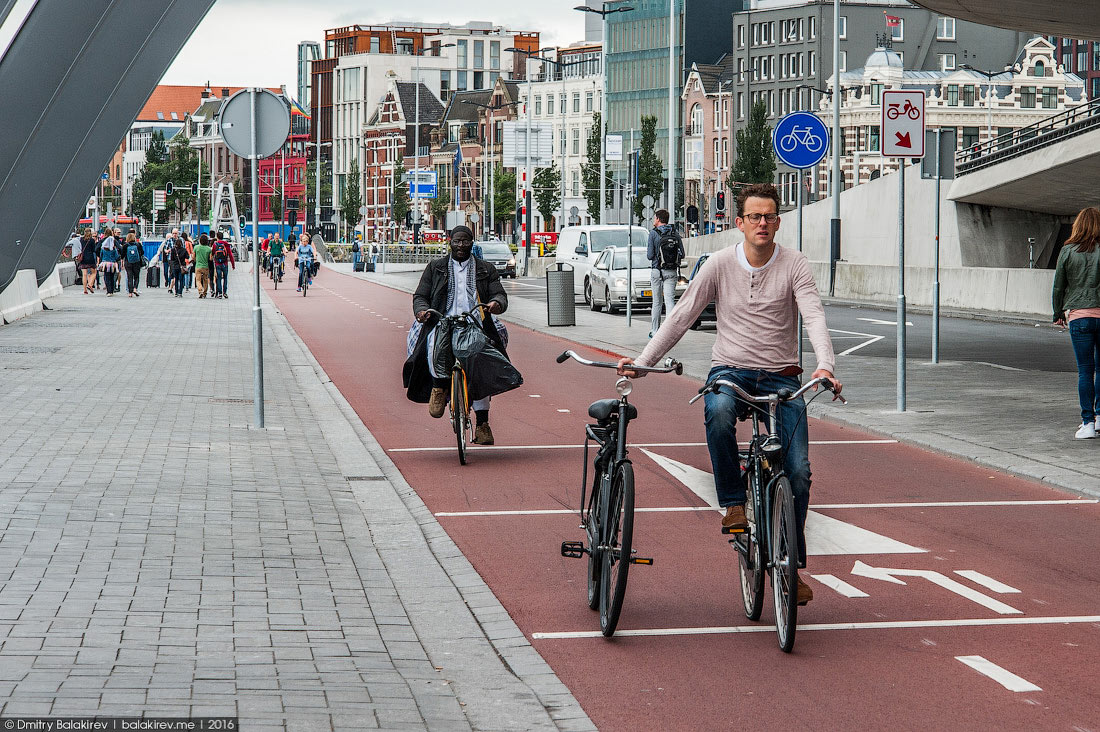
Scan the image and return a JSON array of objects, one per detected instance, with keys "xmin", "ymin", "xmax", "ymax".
[{"xmin": 126, "ymin": 263, "xmax": 142, "ymax": 293}]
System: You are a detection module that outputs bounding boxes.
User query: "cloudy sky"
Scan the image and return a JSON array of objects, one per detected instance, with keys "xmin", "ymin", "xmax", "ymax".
[{"xmin": 162, "ymin": 0, "xmax": 591, "ymax": 96}]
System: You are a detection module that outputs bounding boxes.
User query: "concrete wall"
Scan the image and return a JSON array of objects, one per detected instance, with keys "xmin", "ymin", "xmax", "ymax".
[{"xmin": 0, "ymin": 269, "xmax": 42, "ymax": 324}]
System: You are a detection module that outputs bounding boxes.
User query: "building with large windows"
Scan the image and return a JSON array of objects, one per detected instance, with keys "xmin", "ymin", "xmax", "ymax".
[{"xmin": 1050, "ymin": 37, "xmax": 1100, "ymax": 100}]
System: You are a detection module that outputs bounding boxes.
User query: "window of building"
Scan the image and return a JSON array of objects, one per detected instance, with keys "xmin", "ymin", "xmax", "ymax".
[
  {"xmin": 1041, "ymin": 86, "xmax": 1058, "ymax": 108},
  {"xmin": 940, "ymin": 53, "xmax": 956, "ymax": 71},
  {"xmin": 490, "ymin": 41, "xmax": 500, "ymax": 70},
  {"xmin": 962, "ymin": 84, "xmax": 976, "ymax": 106},
  {"xmin": 573, "ymin": 128, "xmax": 580, "ymax": 155},
  {"xmin": 685, "ymin": 137, "xmax": 702, "ymax": 172},
  {"xmin": 559, "ymin": 127, "xmax": 566, "ymax": 156},
  {"xmin": 1079, "ymin": 48, "xmax": 1088, "ymax": 73},
  {"xmin": 738, "ymin": 24, "xmax": 745, "ymax": 49},
  {"xmin": 838, "ymin": 16, "xmax": 847, "ymax": 40},
  {"xmin": 473, "ymin": 40, "xmax": 484, "ymax": 69},
  {"xmin": 868, "ymin": 125, "xmax": 880, "ymax": 151},
  {"xmin": 457, "ymin": 70, "xmax": 467, "ymax": 91},
  {"xmin": 722, "ymin": 98, "xmax": 729, "ymax": 128},
  {"xmin": 839, "ymin": 50, "xmax": 846, "ymax": 73},
  {"xmin": 961, "ymin": 126, "xmax": 980, "ymax": 148},
  {"xmin": 937, "ymin": 17, "xmax": 955, "ymax": 40},
  {"xmin": 535, "ymin": 96, "xmax": 542, "ymax": 115},
  {"xmin": 996, "ymin": 126, "xmax": 1014, "ymax": 148},
  {"xmin": 560, "ymin": 94, "xmax": 566, "ymax": 114},
  {"xmin": 752, "ymin": 23, "xmax": 760, "ymax": 47},
  {"xmin": 809, "ymin": 51, "xmax": 816, "ymax": 75},
  {"xmin": 809, "ymin": 16, "xmax": 816, "ymax": 40},
  {"xmin": 722, "ymin": 138, "xmax": 729, "ymax": 169},
  {"xmin": 585, "ymin": 91, "xmax": 593, "ymax": 112},
  {"xmin": 1020, "ymin": 86, "xmax": 1036, "ymax": 108},
  {"xmin": 572, "ymin": 170, "xmax": 579, "ymax": 197},
  {"xmin": 1033, "ymin": 59, "xmax": 1046, "ymax": 77},
  {"xmin": 546, "ymin": 93, "xmax": 554, "ymax": 115},
  {"xmin": 473, "ymin": 71, "xmax": 484, "ymax": 90},
  {"xmin": 738, "ymin": 91, "xmax": 745, "ymax": 118},
  {"xmin": 946, "ymin": 84, "xmax": 959, "ymax": 106},
  {"xmin": 457, "ymin": 40, "xmax": 467, "ymax": 68},
  {"xmin": 871, "ymin": 82, "xmax": 884, "ymax": 106},
  {"xmin": 712, "ymin": 99, "xmax": 720, "ymax": 129},
  {"xmin": 1093, "ymin": 76, "xmax": 1100, "ymax": 100},
  {"xmin": 891, "ymin": 19, "xmax": 904, "ymax": 42},
  {"xmin": 573, "ymin": 92, "xmax": 581, "ymax": 113}
]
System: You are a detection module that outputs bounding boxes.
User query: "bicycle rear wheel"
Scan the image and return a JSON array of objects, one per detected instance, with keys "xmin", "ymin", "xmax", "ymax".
[
  {"xmin": 736, "ymin": 461, "xmax": 766, "ymax": 621},
  {"xmin": 598, "ymin": 461, "xmax": 634, "ymax": 637},
  {"xmin": 770, "ymin": 475, "xmax": 799, "ymax": 653},
  {"xmin": 452, "ymin": 371, "xmax": 469, "ymax": 465},
  {"xmin": 586, "ymin": 469, "xmax": 605, "ymax": 610}
]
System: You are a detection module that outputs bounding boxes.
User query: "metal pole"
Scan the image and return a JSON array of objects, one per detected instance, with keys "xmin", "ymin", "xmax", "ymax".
[
  {"xmin": 627, "ymin": 127, "xmax": 634, "ymax": 327},
  {"xmin": 600, "ymin": 9, "xmax": 608, "ymax": 224},
  {"xmin": 414, "ymin": 52, "xmax": 422, "ymax": 247},
  {"xmin": 896, "ymin": 157, "xmax": 906, "ymax": 412},
  {"xmin": 797, "ymin": 171, "xmax": 804, "ymax": 368},
  {"xmin": 932, "ymin": 129, "xmax": 941, "ymax": 364},
  {"xmin": 489, "ymin": 112, "xmax": 495, "ymax": 237},
  {"xmin": 667, "ymin": 0, "xmax": 676, "ymax": 224},
  {"xmin": 829, "ymin": 0, "xmax": 842, "ymax": 296},
  {"xmin": 194, "ymin": 152, "xmax": 199, "ymax": 237},
  {"xmin": 279, "ymin": 149, "xmax": 285, "ymax": 240},
  {"xmin": 315, "ymin": 119, "xmax": 322, "ymax": 234},
  {"xmin": 524, "ymin": 55, "xmax": 532, "ymax": 274},
  {"xmin": 249, "ymin": 89, "xmax": 265, "ymax": 429},
  {"xmin": 560, "ymin": 68, "xmax": 568, "ymax": 229}
]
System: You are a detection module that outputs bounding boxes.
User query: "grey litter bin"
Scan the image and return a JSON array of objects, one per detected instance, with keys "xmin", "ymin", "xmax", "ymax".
[{"xmin": 546, "ymin": 262, "xmax": 576, "ymax": 327}]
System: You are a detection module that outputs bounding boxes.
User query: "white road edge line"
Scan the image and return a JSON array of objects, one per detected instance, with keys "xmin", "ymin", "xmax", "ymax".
[
  {"xmin": 388, "ymin": 439, "xmax": 898, "ymax": 452},
  {"xmin": 810, "ymin": 574, "xmax": 869, "ymax": 598},
  {"xmin": 954, "ymin": 570, "xmax": 1022, "ymax": 594},
  {"xmin": 955, "ymin": 655, "xmax": 1042, "ymax": 692},
  {"xmin": 530, "ymin": 615, "xmax": 1100, "ymax": 640}
]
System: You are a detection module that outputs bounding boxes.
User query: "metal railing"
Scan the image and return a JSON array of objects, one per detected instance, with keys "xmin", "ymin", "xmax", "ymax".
[{"xmin": 956, "ymin": 97, "xmax": 1100, "ymax": 175}]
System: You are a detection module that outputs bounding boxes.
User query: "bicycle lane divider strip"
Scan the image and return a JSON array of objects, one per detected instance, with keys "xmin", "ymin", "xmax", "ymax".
[
  {"xmin": 529, "ymin": 614, "xmax": 1100, "ymax": 640},
  {"xmin": 954, "ymin": 656, "xmax": 1042, "ymax": 693},
  {"xmin": 387, "ymin": 439, "xmax": 900, "ymax": 452}
]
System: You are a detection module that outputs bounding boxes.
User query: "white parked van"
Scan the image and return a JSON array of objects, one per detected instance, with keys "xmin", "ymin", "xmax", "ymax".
[{"xmin": 553, "ymin": 225, "xmax": 650, "ymax": 304}]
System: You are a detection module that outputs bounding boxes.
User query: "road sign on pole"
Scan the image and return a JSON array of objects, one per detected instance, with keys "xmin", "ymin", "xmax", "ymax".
[
  {"xmin": 881, "ymin": 90, "xmax": 926, "ymax": 158},
  {"xmin": 772, "ymin": 112, "xmax": 829, "ymax": 169}
]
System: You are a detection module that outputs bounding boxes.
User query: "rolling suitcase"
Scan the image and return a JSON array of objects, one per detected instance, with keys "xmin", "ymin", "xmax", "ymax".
[
  {"xmin": 353, "ymin": 260, "xmax": 365, "ymax": 272},
  {"xmin": 146, "ymin": 266, "xmax": 160, "ymax": 288},
  {"xmin": 365, "ymin": 261, "xmax": 375, "ymax": 272}
]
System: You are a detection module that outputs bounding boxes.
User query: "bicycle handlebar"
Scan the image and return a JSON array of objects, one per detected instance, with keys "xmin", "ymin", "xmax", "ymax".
[
  {"xmin": 556, "ymin": 349, "xmax": 683, "ymax": 375},
  {"xmin": 689, "ymin": 376, "xmax": 846, "ymax": 406},
  {"xmin": 423, "ymin": 303, "xmax": 491, "ymax": 322}
]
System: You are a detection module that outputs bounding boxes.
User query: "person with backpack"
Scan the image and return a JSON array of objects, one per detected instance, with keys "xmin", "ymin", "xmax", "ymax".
[
  {"xmin": 351, "ymin": 237, "xmax": 362, "ymax": 271},
  {"xmin": 211, "ymin": 233, "xmax": 235, "ymax": 298},
  {"xmin": 192, "ymin": 234, "xmax": 213, "ymax": 298},
  {"xmin": 168, "ymin": 234, "xmax": 189, "ymax": 297},
  {"xmin": 647, "ymin": 209, "xmax": 685, "ymax": 337},
  {"xmin": 181, "ymin": 232, "xmax": 195, "ymax": 292},
  {"xmin": 97, "ymin": 229, "xmax": 122, "ymax": 296},
  {"xmin": 122, "ymin": 232, "xmax": 145, "ymax": 297},
  {"xmin": 158, "ymin": 229, "xmax": 178, "ymax": 289}
]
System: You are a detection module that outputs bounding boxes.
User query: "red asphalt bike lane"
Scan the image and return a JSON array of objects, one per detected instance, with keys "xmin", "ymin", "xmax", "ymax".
[{"xmin": 266, "ymin": 268, "xmax": 1100, "ymax": 731}]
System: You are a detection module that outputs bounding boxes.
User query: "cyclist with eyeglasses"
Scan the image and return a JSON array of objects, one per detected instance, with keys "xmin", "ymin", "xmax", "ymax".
[{"xmin": 617, "ymin": 183, "xmax": 842, "ymax": 606}]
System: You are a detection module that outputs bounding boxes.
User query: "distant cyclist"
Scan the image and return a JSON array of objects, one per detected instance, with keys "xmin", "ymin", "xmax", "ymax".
[
  {"xmin": 269, "ymin": 234, "xmax": 286, "ymax": 282},
  {"xmin": 295, "ymin": 234, "xmax": 316, "ymax": 292}
]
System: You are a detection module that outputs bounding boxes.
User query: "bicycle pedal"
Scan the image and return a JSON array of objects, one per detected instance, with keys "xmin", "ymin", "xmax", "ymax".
[
  {"xmin": 629, "ymin": 556, "xmax": 654, "ymax": 565},
  {"xmin": 560, "ymin": 541, "xmax": 586, "ymax": 559},
  {"xmin": 721, "ymin": 525, "xmax": 747, "ymax": 535}
]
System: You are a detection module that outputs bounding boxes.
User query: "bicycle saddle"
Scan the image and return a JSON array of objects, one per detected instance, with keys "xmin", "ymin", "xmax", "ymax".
[{"xmin": 588, "ymin": 398, "xmax": 638, "ymax": 422}]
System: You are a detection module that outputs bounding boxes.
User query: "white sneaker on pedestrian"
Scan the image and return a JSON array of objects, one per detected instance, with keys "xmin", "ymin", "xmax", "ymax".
[
  {"xmin": 1094, "ymin": 416, "xmax": 1099, "ymax": 431},
  {"xmin": 1075, "ymin": 422, "xmax": 1096, "ymax": 439}
]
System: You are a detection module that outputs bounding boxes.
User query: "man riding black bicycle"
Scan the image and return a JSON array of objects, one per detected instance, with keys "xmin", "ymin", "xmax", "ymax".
[
  {"xmin": 403, "ymin": 226, "xmax": 508, "ymax": 445},
  {"xmin": 618, "ymin": 183, "xmax": 842, "ymax": 606}
]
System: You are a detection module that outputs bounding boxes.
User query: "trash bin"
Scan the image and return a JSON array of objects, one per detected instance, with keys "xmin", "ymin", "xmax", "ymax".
[{"xmin": 546, "ymin": 262, "xmax": 575, "ymax": 327}]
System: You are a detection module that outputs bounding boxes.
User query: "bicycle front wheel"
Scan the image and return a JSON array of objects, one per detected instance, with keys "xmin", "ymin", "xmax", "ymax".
[
  {"xmin": 598, "ymin": 461, "xmax": 634, "ymax": 637},
  {"xmin": 452, "ymin": 370, "xmax": 469, "ymax": 465},
  {"xmin": 770, "ymin": 475, "xmax": 799, "ymax": 653}
]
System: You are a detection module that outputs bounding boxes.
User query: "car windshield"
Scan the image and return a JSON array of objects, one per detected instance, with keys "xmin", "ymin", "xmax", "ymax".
[
  {"xmin": 478, "ymin": 243, "xmax": 512, "ymax": 257},
  {"xmin": 611, "ymin": 248, "xmax": 651, "ymax": 270},
  {"xmin": 588, "ymin": 229, "xmax": 650, "ymax": 252}
]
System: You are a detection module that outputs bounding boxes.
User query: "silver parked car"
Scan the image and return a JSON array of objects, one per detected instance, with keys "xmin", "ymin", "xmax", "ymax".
[
  {"xmin": 475, "ymin": 241, "xmax": 516, "ymax": 278},
  {"xmin": 588, "ymin": 246, "xmax": 686, "ymax": 313}
]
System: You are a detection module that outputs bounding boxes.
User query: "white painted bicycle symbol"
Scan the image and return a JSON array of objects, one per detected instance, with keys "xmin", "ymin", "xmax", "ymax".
[{"xmin": 779, "ymin": 126, "xmax": 824, "ymax": 153}]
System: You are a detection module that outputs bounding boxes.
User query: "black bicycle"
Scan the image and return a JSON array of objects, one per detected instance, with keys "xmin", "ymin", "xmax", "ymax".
[
  {"xmin": 558, "ymin": 350, "xmax": 682, "ymax": 637},
  {"xmin": 423, "ymin": 304, "xmax": 492, "ymax": 465},
  {"xmin": 690, "ymin": 376, "xmax": 844, "ymax": 652}
]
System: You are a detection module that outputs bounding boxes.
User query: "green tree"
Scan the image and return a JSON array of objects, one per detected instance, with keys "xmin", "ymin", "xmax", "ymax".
[
  {"xmin": 429, "ymin": 188, "xmax": 450, "ymax": 228},
  {"xmin": 340, "ymin": 158, "xmax": 363, "ymax": 239},
  {"xmin": 166, "ymin": 135, "xmax": 207, "ymax": 222},
  {"xmin": 729, "ymin": 99, "xmax": 776, "ymax": 190},
  {"xmin": 131, "ymin": 131, "xmax": 171, "ymax": 222},
  {"xmin": 390, "ymin": 155, "xmax": 409, "ymax": 237},
  {"xmin": 489, "ymin": 165, "xmax": 516, "ymax": 235},
  {"xmin": 633, "ymin": 115, "xmax": 665, "ymax": 224},
  {"xmin": 532, "ymin": 163, "xmax": 561, "ymax": 230},
  {"xmin": 580, "ymin": 113, "xmax": 611, "ymax": 223}
]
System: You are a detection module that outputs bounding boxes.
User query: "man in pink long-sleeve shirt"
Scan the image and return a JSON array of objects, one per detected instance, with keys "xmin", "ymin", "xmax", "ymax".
[{"xmin": 619, "ymin": 183, "xmax": 842, "ymax": 606}]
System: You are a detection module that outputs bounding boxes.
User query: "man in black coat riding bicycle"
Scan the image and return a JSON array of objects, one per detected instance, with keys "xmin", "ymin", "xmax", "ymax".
[{"xmin": 403, "ymin": 226, "xmax": 508, "ymax": 445}]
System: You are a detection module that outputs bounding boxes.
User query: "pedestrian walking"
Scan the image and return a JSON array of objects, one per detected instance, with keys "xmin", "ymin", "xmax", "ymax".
[
  {"xmin": 168, "ymin": 235, "xmax": 188, "ymax": 297},
  {"xmin": 182, "ymin": 232, "xmax": 195, "ymax": 292},
  {"xmin": 211, "ymin": 232, "xmax": 236, "ymax": 298},
  {"xmin": 97, "ymin": 230, "xmax": 121, "ymax": 296},
  {"xmin": 77, "ymin": 228, "xmax": 97, "ymax": 294},
  {"xmin": 1053, "ymin": 206, "xmax": 1100, "ymax": 439},
  {"xmin": 193, "ymin": 234, "xmax": 213, "ymax": 298},
  {"xmin": 159, "ymin": 229, "xmax": 178, "ymax": 287},
  {"xmin": 647, "ymin": 209, "xmax": 685, "ymax": 337},
  {"xmin": 122, "ymin": 232, "xmax": 145, "ymax": 297}
]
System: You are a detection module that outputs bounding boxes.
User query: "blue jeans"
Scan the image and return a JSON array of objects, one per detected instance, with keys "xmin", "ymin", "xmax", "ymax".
[
  {"xmin": 650, "ymin": 267, "xmax": 678, "ymax": 334},
  {"xmin": 298, "ymin": 260, "xmax": 313, "ymax": 288},
  {"xmin": 353, "ymin": 251, "xmax": 361, "ymax": 268},
  {"xmin": 703, "ymin": 366, "xmax": 812, "ymax": 564},
  {"xmin": 1069, "ymin": 317, "xmax": 1100, "ymax": 424},
  {"xmin": 214, "ymin": 264, "xmax": 228, "ymax": 296}
]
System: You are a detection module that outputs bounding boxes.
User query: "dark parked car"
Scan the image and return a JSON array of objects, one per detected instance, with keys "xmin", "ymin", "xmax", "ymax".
[
  {"xmin": 687, "ymin": 253, "xmax": 716, "ymax": 330},
  {"xmin": 476, "ymin": 241, "xmax": 517, "ymax": 278}
]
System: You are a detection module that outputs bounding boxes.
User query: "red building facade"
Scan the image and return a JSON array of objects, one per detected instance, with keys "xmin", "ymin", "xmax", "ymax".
[{"xmin": 257, "ymin": 104, "xmax": 311, "ymax": 226}]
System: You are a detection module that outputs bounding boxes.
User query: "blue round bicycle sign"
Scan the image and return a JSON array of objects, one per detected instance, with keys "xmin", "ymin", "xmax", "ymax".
[{"xmin": 772, "ymin": 112, "xmax": 829, "ymax": 169}]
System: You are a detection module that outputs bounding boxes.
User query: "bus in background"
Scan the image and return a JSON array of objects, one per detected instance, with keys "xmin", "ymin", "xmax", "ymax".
[{"xmin": 77, "ymin": 215, "xmax": 141, "ymax": 238}]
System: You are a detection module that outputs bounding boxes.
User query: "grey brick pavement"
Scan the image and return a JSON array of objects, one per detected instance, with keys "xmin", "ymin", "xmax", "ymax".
[{"xmin": 0, "ymin": 271, "xmax": 592, "ymax": 731}]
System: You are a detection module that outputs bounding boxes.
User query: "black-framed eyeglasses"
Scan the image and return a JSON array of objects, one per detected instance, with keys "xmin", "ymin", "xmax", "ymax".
[{"xmin": 742, "ymin": 213, "xmax": 779, "ymax": 224}]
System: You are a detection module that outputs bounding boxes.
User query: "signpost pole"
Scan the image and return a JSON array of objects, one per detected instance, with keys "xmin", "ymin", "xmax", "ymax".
[
  {"xmin": 249, "ymin": 89, "xmax": 265, "ymax": 429},
  {"xmin": 797, "ymin": 174, "xmax": 804, "ymax": 368},
  {"xmin": 932, "ymin": 128, "xmax": 942, "ymax": 364},
  {"xmin": 627, "ymin": 128, "xmax": 634, "ymax": 327},
  {"xmin": 897, "ymin": 158, "xmax": 906, "ymax": 413}
]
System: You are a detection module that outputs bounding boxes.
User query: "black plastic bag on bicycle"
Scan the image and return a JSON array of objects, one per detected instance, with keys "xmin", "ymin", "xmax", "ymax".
[
  {"xmin": 431, "ymin": 319, "xmax": 456, "ymax": 378},
  {"xmin": 451, "ymin": 321, "xmax": 488, "ymax": 360},
  {"xmin": 463, "ymin": 344, "xmax": 523, "ymax": 401}
]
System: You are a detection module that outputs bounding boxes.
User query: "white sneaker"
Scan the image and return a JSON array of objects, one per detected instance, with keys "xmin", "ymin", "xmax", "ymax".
[
  {"xmin": 1095, "ymin": 417, "xmax": 1099, "ymax": 431},
  {"xmin": 1075, "ymin": 422, "xmax": 1096, "ymax": 439}
]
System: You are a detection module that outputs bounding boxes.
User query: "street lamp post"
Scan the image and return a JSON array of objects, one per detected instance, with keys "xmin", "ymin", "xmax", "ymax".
[
  {"xmin": 574, "ymin": 3, "xmax": 634, "ymax": 224},
  {"xmin": 830, "ymin": 0, "xmax": 842, "ymax": 296},
  {"xmin": 414, "ymin": 43, "xmax": 456, "ymax": 247},
  {"xmin": 959, "ymin": 64, "xmax": 1000, "ymax": 142}
]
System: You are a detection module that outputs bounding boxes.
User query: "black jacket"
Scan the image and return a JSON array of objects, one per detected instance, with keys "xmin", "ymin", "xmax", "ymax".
[{"xmin": 403, "ymin": 256, "xmax": 509, "ymax": 403}]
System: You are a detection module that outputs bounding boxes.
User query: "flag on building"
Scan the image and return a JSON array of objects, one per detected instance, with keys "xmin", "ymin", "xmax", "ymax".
[
  {"xmin": 884, "ymin": 12, "xmax": 902, "ymax": 27},
  {"xmin": 289, "ymin": 98, "xmax": 310, "ymax": 117}
]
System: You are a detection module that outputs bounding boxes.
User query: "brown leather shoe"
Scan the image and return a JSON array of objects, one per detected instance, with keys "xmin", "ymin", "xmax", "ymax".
[
  {"xmin": 428, "ymin": 388, "xmax": 447, "ymax": 418},
  {"xmin": 721, "ymin": 504, "xmax": 749, "ymax": 532},
  {"xmin": 473, "ymin": 423, "xmax": 495, "ymax": 445},
  {"xmin": 796, "ymin": 574, "xmax": 813, "ymax": 606}
]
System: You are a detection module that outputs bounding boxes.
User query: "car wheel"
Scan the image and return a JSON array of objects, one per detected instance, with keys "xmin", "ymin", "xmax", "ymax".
[
  {"xmin": 605, "ymin": 287, "xmax": 618, "ymax": 314},
  {"xmin": 584, "ymin": 278, "xmax": 592, "ymax": 306}
]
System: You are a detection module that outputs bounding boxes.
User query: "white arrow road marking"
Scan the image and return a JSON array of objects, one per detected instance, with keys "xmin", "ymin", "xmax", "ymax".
[
  {"xmin": 810, "ymin": 574, "xmax": 869, "ymax": 598},
  {"xmin": 851, "ymin": 561, "xmax": 1021, "ymax": 614},
  {"xmin": 857, "ymin": 317, "xmax": 914, "ymax": 326},
  {"xmin": 641, "ymin": 449, "xmax": 926, "ymax": 556},
  {"xmin": 954, "ymin": 570, "xmax": 1021, "ymax": 594},
  {"xmin": 955, "ymin": 656, "xmax": 1041, "ymax": 692},
  {"xmin": 829, "ymin": 328, "xmax": 885, "ymax": 357}
]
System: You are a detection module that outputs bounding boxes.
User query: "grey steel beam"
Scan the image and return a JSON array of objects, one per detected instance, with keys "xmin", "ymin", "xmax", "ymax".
[
  {"xmin": 0, "ymin": 0, "xmax": 215, "ymax": 288},
  {"xmin": 910, "ymin": 0, "xmax": 1100, "ymax": 40}
]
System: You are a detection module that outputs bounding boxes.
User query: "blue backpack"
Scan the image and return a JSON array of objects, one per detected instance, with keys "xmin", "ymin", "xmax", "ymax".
[{"xmin": 126, "ymin": 242, "xmax": 142, "ymax": 264}]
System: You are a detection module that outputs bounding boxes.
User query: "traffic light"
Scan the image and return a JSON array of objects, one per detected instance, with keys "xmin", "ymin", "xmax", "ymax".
[
  {"xmin": 515, "ymin": 200, "xmax": 523, "ymax": 226},
  {"xmin": 715, "ymin": 191, "xmax": 725, "ymax": 213},
  {"xmin": 287, "ymin": 209, "xmax": 298, "ymax": 229},
  {"xmin": 285, "ymin": 197, "xmax": 300, "ymax": 211},
  {"xmin": 686, "ymin": 205, "xmax": 699, "ymax": 224},
  {"xmin": 239, "ymin": 215, "xmax": 247, "ymax": 230},
  {"xmin": 191, "ymin": 183, "xmax": 198, "ymax": 196},
  {"xmin": 165, "ymin": 182, "xmax": 174, "ymax": 196}
]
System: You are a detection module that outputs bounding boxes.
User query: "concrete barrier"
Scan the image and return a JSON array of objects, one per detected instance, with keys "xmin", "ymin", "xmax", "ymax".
[
  {"xmin": 0, "ymin": 269, "xmax": 42, "ymax": 324},
  {"xmin": 37, "ymin": 264, "xmax": 64, "ymax": 300},
  {"xmin": 56, "ymin": 261, "xmax": 77, "ymax": 287}
]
